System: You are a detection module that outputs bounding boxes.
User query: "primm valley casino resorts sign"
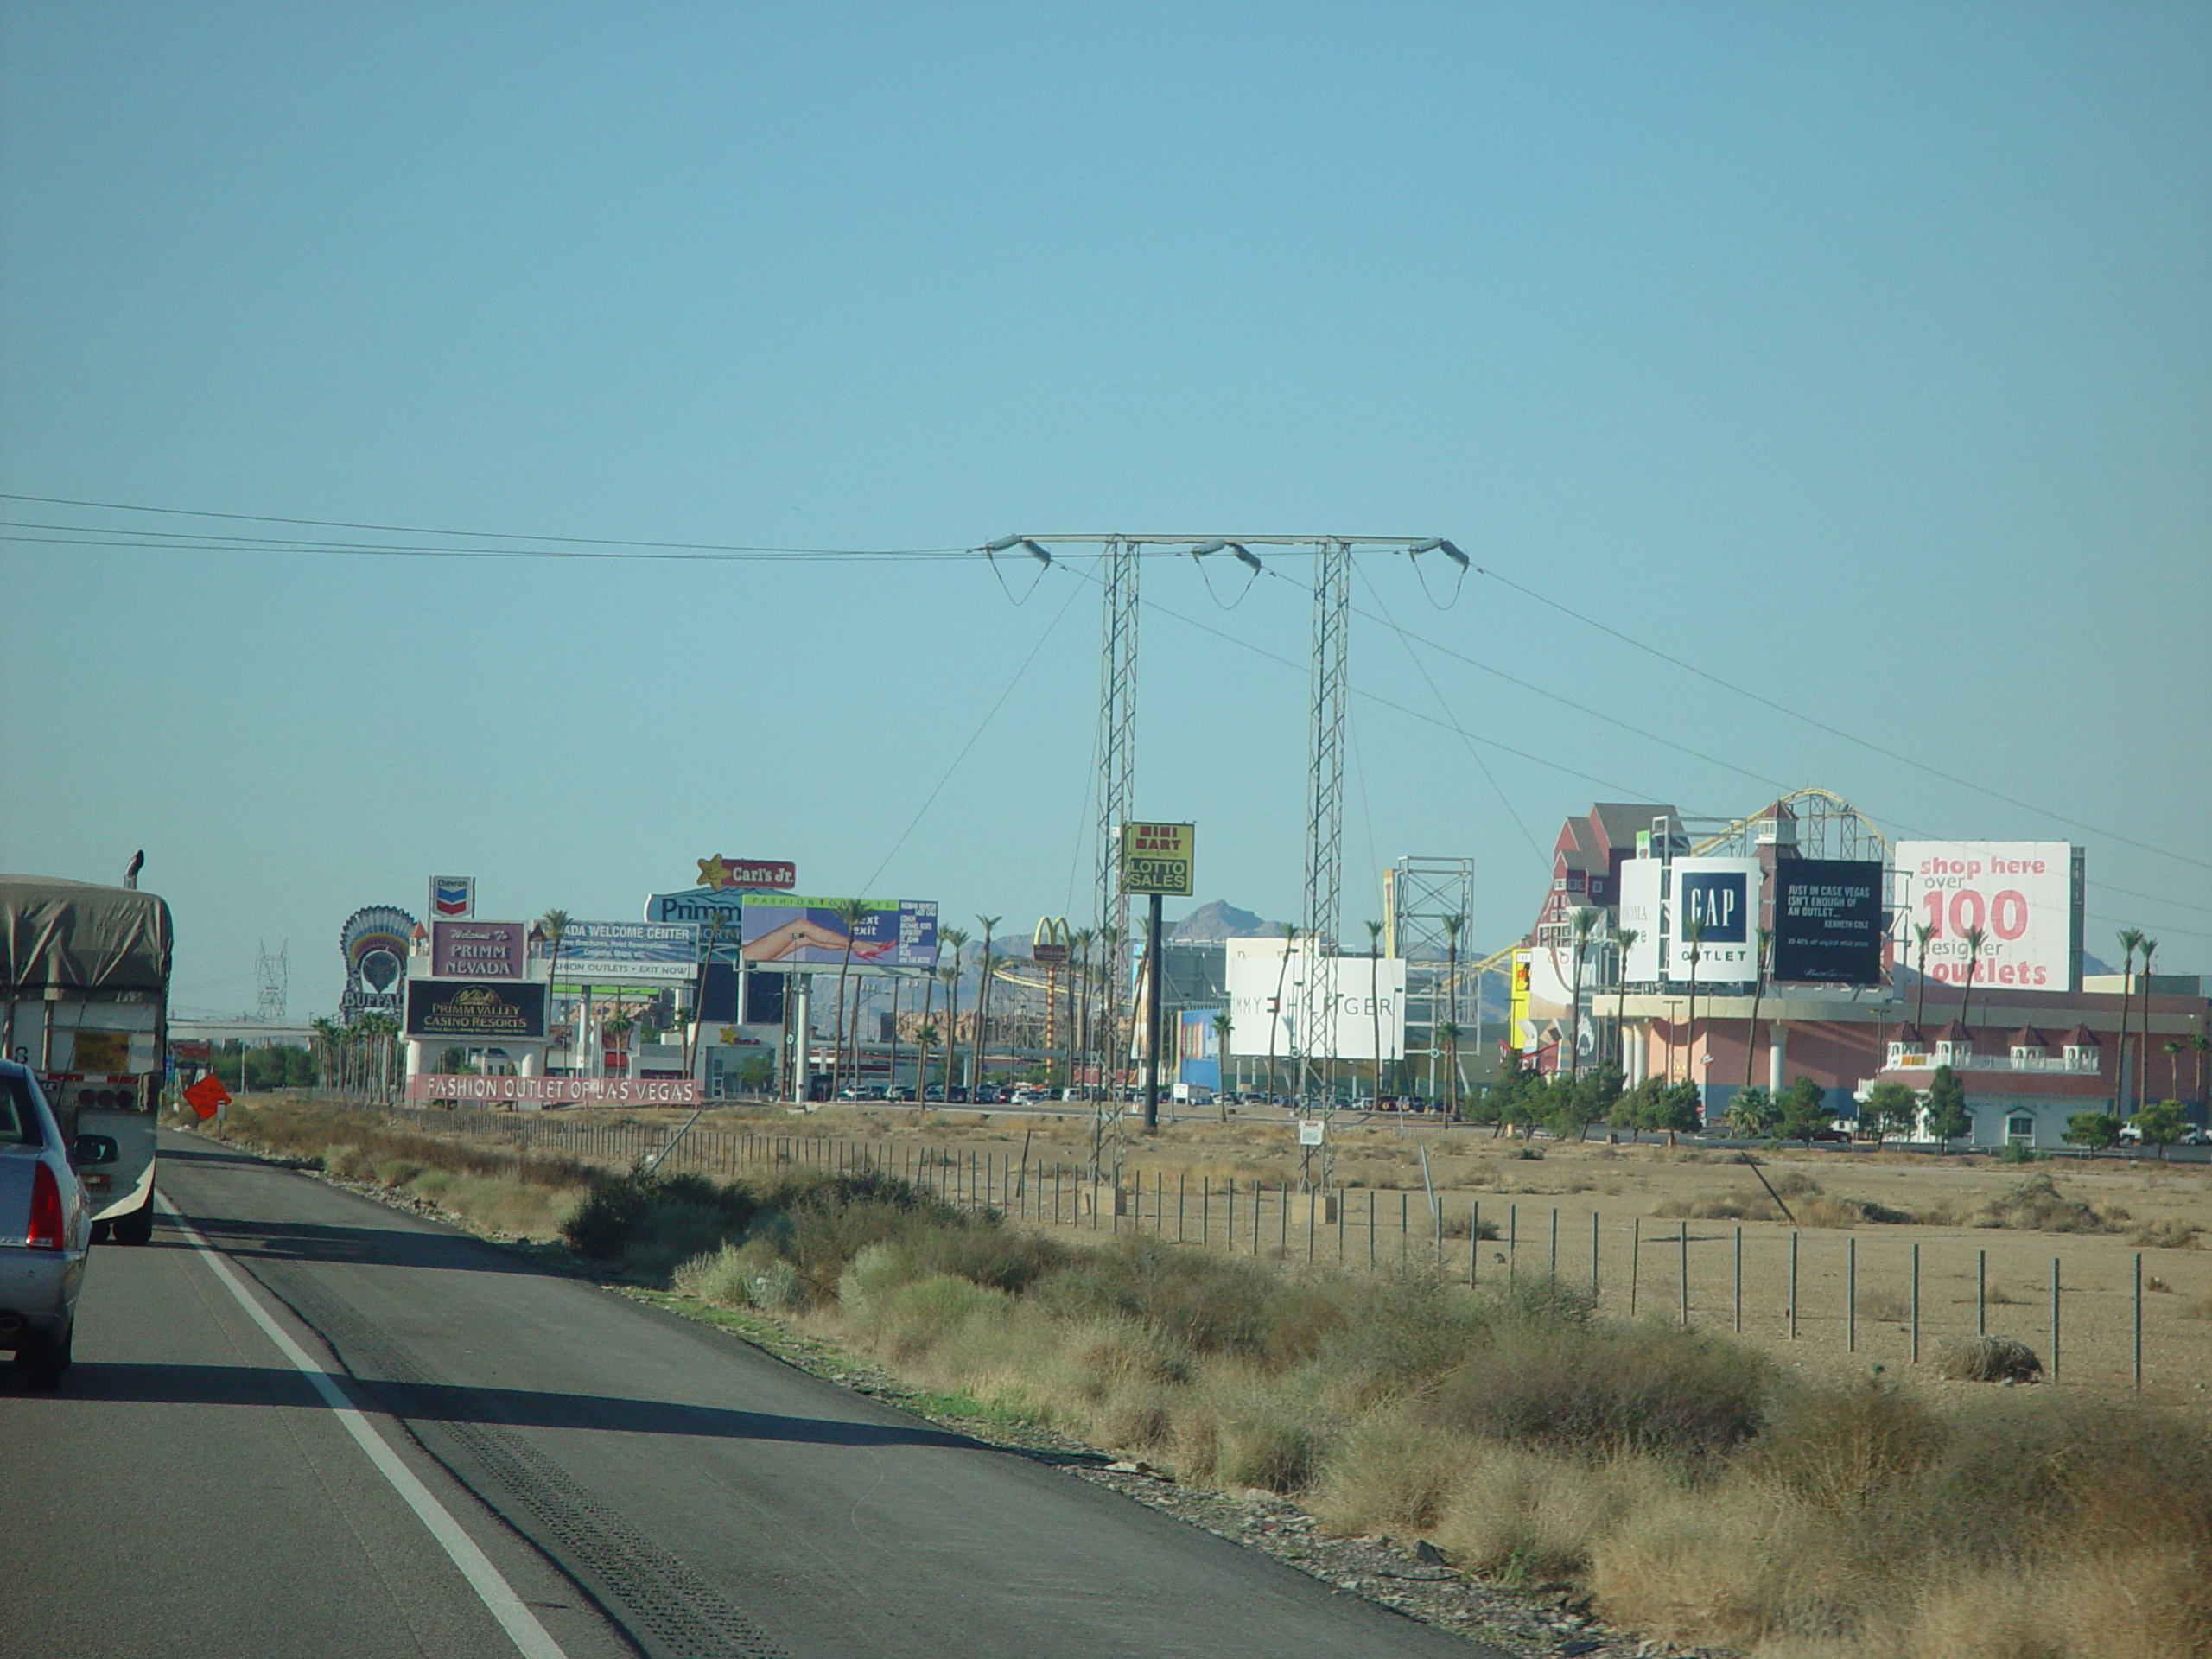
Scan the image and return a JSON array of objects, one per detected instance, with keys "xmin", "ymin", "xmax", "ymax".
[
  {"xmin": 1119, "ymin": 823, "xmax": 1196, "ymax": 896},
  {"xmin": 404, "ymin": 980, "xmax": 549, "ymax": 1041}
]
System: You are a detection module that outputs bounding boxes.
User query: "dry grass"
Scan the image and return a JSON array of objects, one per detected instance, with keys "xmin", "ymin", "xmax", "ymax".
[
  {"xmin": 2130, "ymin": 1217, "xmax": 2204, "ymax": 1249},
  {"xmin": 215, "ymin": 1097, "xmax": 2212, "ymax": 1659}
]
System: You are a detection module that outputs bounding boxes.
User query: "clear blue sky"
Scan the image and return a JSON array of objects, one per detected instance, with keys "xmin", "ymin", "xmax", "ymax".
[{"xmin": 4, "ymin": 2, "xmax": 2208, "ymax": 1016}]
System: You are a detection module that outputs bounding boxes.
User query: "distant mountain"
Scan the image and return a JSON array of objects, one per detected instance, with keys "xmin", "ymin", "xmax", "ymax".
[
  {"xmin": 2081, "ymin": 951, "xmax": 2113, "ymax": 977},
  {"xmin": 1170, "ymin": 899, "xmax": 1283, "ymax": 943}
]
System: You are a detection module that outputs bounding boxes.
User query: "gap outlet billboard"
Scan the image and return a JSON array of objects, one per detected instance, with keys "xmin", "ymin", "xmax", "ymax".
[
  {"xmin": 1616, "ymin": 857, "xmax": 1762, "ymax": 983},
  {"xmin": 1892, "ymin": 842, "xmax": 2083, "ymax": 991}
]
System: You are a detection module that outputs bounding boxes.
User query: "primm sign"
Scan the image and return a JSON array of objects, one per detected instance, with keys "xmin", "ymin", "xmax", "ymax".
[{"xmin": 1893, "ymin": 841, "xmax": 2083, "ymax": 991}]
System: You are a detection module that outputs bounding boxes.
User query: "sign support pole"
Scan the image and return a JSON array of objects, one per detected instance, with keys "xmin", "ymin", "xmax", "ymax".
[{"xmin": 1144, "ymin": 891, "xmax": 1165, "ymax": 1132}]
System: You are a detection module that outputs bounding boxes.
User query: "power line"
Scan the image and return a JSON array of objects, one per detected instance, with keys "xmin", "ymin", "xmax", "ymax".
[
  {"xmin": 0, "ymin": 493, "xmax": 973, "ymax": 556},
  {"xmin": 1467, "ymin": 560, "xmax": 2211, "ymax": 874}
]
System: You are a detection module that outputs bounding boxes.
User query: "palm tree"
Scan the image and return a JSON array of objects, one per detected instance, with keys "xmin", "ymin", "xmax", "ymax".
[
  {"xmin": 914, "ymin": 941, "xmax": 940, "ymax": 1108},
  {"xmin": 1567, "ymin": 906, "xmax": 1601, "ymax": 1080},
  {"xmin": 2164, "ymin": 1037, "xmax": 2186, "ymax": 1107},
  {"xmin": 1680, "ymin": 915, "xmax": 1706, "ymax": 1091},
  {"xmin": 2136, "ymin": 938, "xmax": 2159, "ymax": 1114},
  {"xmin": 1266, "ymin": 923, "xmax": 1298, "ymax": 1106},
  {"xmin": 914, "ymin": 1021, "xmax": 939, "ymax": 1101},
  {"xmin": 1910, "ymin": 920, "xmax": 1936, "ymax": 1035},
  {"xmin": 1434, "ymin": 1019, "xmax": 1463, "ymax": 1115},
  {"xmin": 1743, "ymin": 925, "xmax": 1773, "ymax": 1090},
  {"xmin": 2113, "ymin": 927, "xmax": 2145, "ymax": 1115},
  {"xmin": 1211, "ymin": 1011, "xmax": 1234, "ymax": 1118},
  {"xmin": 1957, "ymin": 924, "xmax": 1988, "ymax": 1038},
  {"xmin": 937, "ymin": 926, "xmax": 969, "ymax": 1095},
  {"xmin": 1612, "ymin": 925, "xmax": 1640, "ymax": 1074},
  {"xmin": 2194, "ymin": 1031, "xmax": 2209, "ymax": 1111},
  {"xmin": 830, "ymin": 898, "xmax": 869, "ymax": 1097},
  {"xmin": 974, "ymin": 915, "xmax": 1001, "ymax": 1090},
  {"xmin": 1366, "ymin": 919, "xmax": 1387, "ymax": 1103},
  {"xmin": 1067, "ymin": 926, "xmax": 1092, "ymax": 1090}
]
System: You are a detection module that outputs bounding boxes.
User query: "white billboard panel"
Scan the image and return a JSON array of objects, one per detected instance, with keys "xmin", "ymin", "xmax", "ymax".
[
  {"xmin": 1223, "ymin": 938, "xmax": 1405, "ymax": 1060},
  {"xmin": 1892, "ymin": 841, "xmax": 2082, "ymax": 992},
  {"xmin": 1618, "ymin": 859, "xmax": 1662, "ymax": 982},
  {"xmin": 1616, "ymin": 856, "xmax": 1761, "ymax": 982}
]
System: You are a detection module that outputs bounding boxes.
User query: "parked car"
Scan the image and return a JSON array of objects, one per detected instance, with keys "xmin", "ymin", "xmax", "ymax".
[
  {"xmin": 888, "ymin": 1085, "xmax": 916, "ymax": 1103},
  {"xmin": 1, "ymin": 1059, "xmax": 97, "ymax": 1390}
]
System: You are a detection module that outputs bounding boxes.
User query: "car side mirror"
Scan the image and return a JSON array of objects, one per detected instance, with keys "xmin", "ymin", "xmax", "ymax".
[{"xmin": 73, "ymin": 1134, "xmax": 119, "ymax": 1166}]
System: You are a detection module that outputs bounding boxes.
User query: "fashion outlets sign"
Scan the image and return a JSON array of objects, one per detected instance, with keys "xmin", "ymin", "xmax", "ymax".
[{"xmin": 1894, "ymin": 841, "xmax": 2082, "ymax": 990}]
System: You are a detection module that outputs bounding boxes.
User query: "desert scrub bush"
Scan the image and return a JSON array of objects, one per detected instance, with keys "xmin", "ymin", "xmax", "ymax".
[
  {"xmin": 1655, "ymin": 1188, "xmax": 1777, "ymax": 1222},
  {"xmin": 1036, "ymin": 1236, "xmax": 1341, "ymax": 1363},
  {"xmin": 2128, "ymin": 1217, "xmax": 2203, "ymax": 1249},
  {"xmin": 677, "ymin": 1237, "xmax": 804, "ymax": 1311},
  {"xmin": 1309, "ymin": 1274, "xmax": 1491, "ymax": 1403},
  {"xmin": 1313, "ymin": 1409, "xmax": 1475, "ymax": 1533},
  {"xmin": 560, "ymin": 1169, "xmax": 757, "ymax": 1270},
  {"xmin": 1421, "ymin": 1289, "xmax": 1770, "ymax": 1460},
  {"xmin": 1936, "ymin": 1335, "xmax": 2043, "ymax": 1383},
  {"xmin": 1973, "ymin": 1173, "xmax": 2120, "ymax": 1234}
]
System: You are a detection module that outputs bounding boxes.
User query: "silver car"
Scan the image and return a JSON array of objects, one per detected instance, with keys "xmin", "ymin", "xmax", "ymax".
[{"xmin": 1, "ymin": 1058, "xmax": 98, "ymax": 1389}]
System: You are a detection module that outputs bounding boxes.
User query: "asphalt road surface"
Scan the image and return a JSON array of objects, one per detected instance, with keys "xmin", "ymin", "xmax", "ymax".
[{"xmin": 3, "ymin": 1133, "xmax": 1494, "ymax": 1658}]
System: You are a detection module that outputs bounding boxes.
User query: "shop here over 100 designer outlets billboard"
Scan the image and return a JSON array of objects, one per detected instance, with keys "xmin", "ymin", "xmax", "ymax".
[{"xmin": 1892, "ymin": 841, "xmax": 2083, "ymax": 991}]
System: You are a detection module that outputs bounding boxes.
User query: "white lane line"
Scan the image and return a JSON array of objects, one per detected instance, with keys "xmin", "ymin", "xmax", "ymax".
[{"xmin": 156, "ymin": 1193, "xmax": 569, "ymax": 1659}]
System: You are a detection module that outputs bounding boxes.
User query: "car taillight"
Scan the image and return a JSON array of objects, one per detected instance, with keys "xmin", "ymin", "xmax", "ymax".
[{"xmin": 27, "ymin": 1162, "xmax": 65, "ymax": 1251}]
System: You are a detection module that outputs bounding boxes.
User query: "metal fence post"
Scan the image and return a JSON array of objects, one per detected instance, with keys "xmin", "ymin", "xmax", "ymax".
[
  {"xmin": 2050, "ymin": 1256, "xmax": 2062, "ymax": 1384},
  {"xmin": 1789, "ymin": 1231, "xmax": 1799, "ymax": 1340},
  {"xmin": 1911, "ymin": 1242, "xmax": 1921, "ymax": 1364},
  {"xmin": 1678, "ymin": 1222, "xmax": 1688, "ymax": 1327},
  {"xmin": 1978, "ymin": 1249, "xmax": 1986, "ymax": 1337},
  {"xmin": 1629, "ymin": 1216, "xmax": 1639, "ymax": 1316},
  {"xmin": 1733, "ymin": 1225, "xmax": 1742, "ymax": 1333},
  {"xmin": 1847, "ymin": 1235, "xmax": 1857, "ymax": 1353},
  {"xmin": 2133, "ymin": 1251, "xmax": 2143, "ymax": 1392},
  {"xmin": 1509, "ymin": 1203, "xmax": 1518, "ymax": 1287}
]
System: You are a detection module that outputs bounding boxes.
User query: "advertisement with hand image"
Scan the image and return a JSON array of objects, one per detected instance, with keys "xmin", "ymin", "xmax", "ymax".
[{"xmin": 739, "ymin": 896, "xmax": 939, "ymax": 970}]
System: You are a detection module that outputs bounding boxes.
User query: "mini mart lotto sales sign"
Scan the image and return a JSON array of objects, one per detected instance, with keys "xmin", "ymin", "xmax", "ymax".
[{"xmin": 1120, "ymin": 823, "xmax": 1196, "ymax": 896}]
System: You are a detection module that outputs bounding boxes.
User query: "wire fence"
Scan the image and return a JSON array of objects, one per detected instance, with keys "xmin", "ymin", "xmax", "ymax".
[{"xmin": 322, "ymin": 1102, "xmax": 2203, "ymax": 1396}]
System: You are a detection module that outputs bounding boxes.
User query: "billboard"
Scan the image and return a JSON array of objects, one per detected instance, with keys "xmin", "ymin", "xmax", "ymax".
[
  {"xmin": 553, "ymin": 921, "xmax": 701, "ymax": 984},
  {"xmin": 430, "ymin": 918, "xmax": 530, "ymax": 980},
  {"xmin": 739, "ymin": 896, "xmax": 939, "ymax": 971},
  {"xmin": 1120, "ymin": 822, "xmax": 1195, "ymax": 896},
  {"xmin": 1616, "ymin": 856, "xmax": 1762, "ymax": 982},
  {"xmin": 1771, "ymin": 859, "xmax": 1886, "ymax": 985},
  {"xmin": 647, "ymin": 887, "xmax": 747, "ymax": 959},
  {"xmin": 1179, "ymin": 1008, "xmax": 1223, "ymax": 1090},
  {"xmin": 696, "ymin": 962, "xmax": 788, "ymax": 1025},
  {"xmin": 404, "ymin": 980, "xmax": 549, "ymax": 1040},
  {"xmin": 1618, "ymin": 860, "xmax": 1662, "ymax": 982},
  {"xmin": 340, "ymin": 905, "xmax": 415, "ymax": 1024},
  {"xmin": 696, "ymin": 855, "xmax": 797, "ymax": 891},
  {"xmin": 429, "ymin": 876, "xmax": 475, "ymax": 918},
  {"xmin": 1892, "ymin": 841, "xmax": 2083, "ymax": 991},
  {"xmin": 405, "ymin": 1074, "xmax": 701, "ymax": 1107},
  {"xmin": 1223, "ymin": 939, "xmax": 1404, "ymax": 1060}
]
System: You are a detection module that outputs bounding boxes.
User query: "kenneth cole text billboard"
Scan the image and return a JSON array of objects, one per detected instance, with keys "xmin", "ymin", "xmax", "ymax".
[
  {"xmin": 1771, "ymin": 860, "xmax": 1886, "ymax": 985},
  {"xmin": 404, "ymin": 980, "xmax": 550, "ymax": 1040},
  {"xmin": 1893, "ymin": 841, "xmax": 2083, "ymax": 990},
  {"xmin": 739, "ymin": 897, "xmax": 940, "ymax": 970},
  {"xmin": 430, "ymin": 918, "xmax": 529, "ymax": 979}
]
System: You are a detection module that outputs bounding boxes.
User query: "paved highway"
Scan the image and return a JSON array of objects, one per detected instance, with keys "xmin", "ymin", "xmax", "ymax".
[{"xmin": 3, "ymin": 1134, "xmax": 1491, "ymax": 1657}]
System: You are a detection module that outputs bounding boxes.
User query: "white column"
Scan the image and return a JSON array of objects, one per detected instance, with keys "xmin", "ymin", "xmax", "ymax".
[
  {"xmin": 1769, "ymin": 1021, "xmax": 1788, "ymax": 1094},
  {"xmin": 519, "ymin": 1046, "xmax": 544, "ymax": 1077},
  {"xmin": 791, "ymin": 974, "xmax": 812, "ymax": 1103},
  {"xmin": 405, "ymin": 1039, "xmax": 428, "ymax": 1078},
  {"xmin": 1625, "ymin": 1021, "xmax": 1646, "ymax": 1086}
]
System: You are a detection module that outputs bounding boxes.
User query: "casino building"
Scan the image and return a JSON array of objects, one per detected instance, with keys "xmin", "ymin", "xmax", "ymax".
[{"xmin": 1515, "ymin": 792, "xmax": 2208, "ymax": 1147}]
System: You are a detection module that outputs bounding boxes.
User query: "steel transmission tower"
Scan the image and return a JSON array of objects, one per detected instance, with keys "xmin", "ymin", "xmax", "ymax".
[
  {"xmin": 253, "ymin": 941, "xmax": 289, "ymax": 1023},
  {"xmin": 1094, "ymin": 536, "xmax": 1140, "ymax": 1083},
  {"xmin": 981, "ymin": 531, "xmax": 1459, "ymax": 1103},
  {"xmin": 1296, "ymin": 539, "xmax": 1351, "ymax": 1103}
]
